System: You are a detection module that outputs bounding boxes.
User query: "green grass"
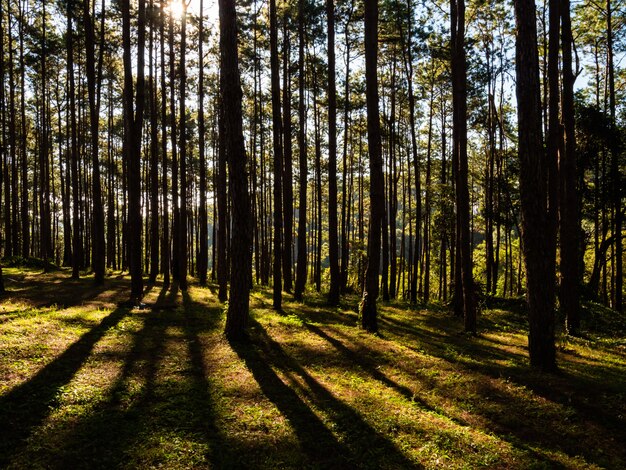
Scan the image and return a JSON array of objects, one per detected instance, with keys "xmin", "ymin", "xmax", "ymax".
[{"xmin": 1, "ymin": 267, "xmax": 625, "ymax": 469}]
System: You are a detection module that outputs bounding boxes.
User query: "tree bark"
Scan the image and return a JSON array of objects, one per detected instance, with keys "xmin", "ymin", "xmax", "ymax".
[
  {"xmin": 122, "ymin": 0, "xmax": 146, "ymax": 302},
  {"xmin": 179, "ymin": 4, "xmax": 188, "ymax": 290},
  {"xmin": 606, "ymin": 0, "xmax": 622, "ymax": 313},
  {"xmin": 84, "ymin": 0, "xmax": 105, "ymax": 284},
  {"xmin": 294, "ymin": 0, "xmax": 308, "ymax": 301},
  {"xmin": 160, "ymin": 1, "xmax": 170, "ymax": 286},
  {"xmin": 559, "ymin": 0, "xmax": 580, "ymax": 333},
  {"xmin": 282, "ymin": 17, "xmax": 293, "ymax": 293},
  {"xmin": 67, "ymin": 0, "xmax": 81, "ymax": 279},
  {"xmin": 360, "ymin": 0, "xmax": 384, "ymax": 332},
  {"xmin": 220, "ymin": 0, "xmax": 252, "ymax": 340},
  {"xmin": 327, "ymin": 0, "xmax": 340, "ymax": 305},
  {"xmin": 198, "ymin": 0, "xmax": 208, "ymax": 285},
  {"xmin": 451, "ymin": 0, "xmax": 475, "ymax": 332},
  {"xmin": 514, "ymin": 0, "xmax": 557, "ymax": 371},
  {"xmin": 269, "ymin": 0, "xmax": 283, "ymax": 310}
]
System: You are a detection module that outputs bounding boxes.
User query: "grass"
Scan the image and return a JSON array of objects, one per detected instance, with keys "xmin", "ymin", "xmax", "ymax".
[{"xmin": 0, "ymin": 267, "xmax": 625, "ymax": 469}]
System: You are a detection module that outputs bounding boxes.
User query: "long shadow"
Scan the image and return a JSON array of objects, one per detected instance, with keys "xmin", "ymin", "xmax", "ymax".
[
  {"xmin": 0, "ymin": 306, "xmax": 129, "ymax": 466},
  {"xmin": 303, "ymin": 324, "xmax": 576, "ymax": 467},
  {"xmin": 379, "ymin": 311, "xmax": 626, "ymax": 467},
  {"xmin": 3, "ymin": 272, "xmax": 129, "ymax": 310},
  {"xmin": 282, "ymin": 311, "xmax": 570, "ymax": 468},
  {"xmin": 43, "ymin": 286, "xmax": 217, "ymax": 468},
  {"xmin": 231, "ymin": 320, "xmax": 422, "ymax": 469},
  {"xmin": 149, "ymin": 282, "xmax": 180, "ymax": 313},
  {"xmin": 45, "ymin": 298, "xmax": 169, "ymax": 469},
  {"xmin": 301, "ymin": 322, "xmax": 447, "ymax": 419},
  {"xmin": 180, "ymin": 291, "xmax": 230, "ymax": 466}
]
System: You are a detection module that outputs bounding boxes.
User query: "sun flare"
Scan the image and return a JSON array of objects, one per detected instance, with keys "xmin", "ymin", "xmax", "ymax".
[{"xmin": 168, "ymin": 0, "xmax": 186, "ymax": 20}]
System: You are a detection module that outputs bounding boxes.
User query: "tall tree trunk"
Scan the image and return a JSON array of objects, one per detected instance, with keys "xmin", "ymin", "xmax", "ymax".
[
  {"xmin": 122, "ymin": 0, "xmax": 146, "ymax": 302},
  {"xmin": 559, "ymin": 0, "xmax": 580, "ymax": 332},
  {"xmin": 360, "ymin": 0, "xmax": 383, "ymax": 332},
  {"xmin": 514, "ymin": 0, "xmax": 557, "ymax": 371},
  {"xmin": 217, "ymin": 92, "xmax": 228, "ymax": 300},
  {"xmin": 20, "ymin": 0, "xmax": 29, "ymax": 259},
  {"xmin": 220, "ymin": 0, "xmax": 252, "ymax": 340},
  {"xmin": 160, "ymin": 1, "xmax": 170, "ymax": 286},
  {"xmin": 294, "ymin": 0, "xmax": 307, "ymax": 301},
  {"xmin": 282, "ymin": 16, "xmax": 294, "ymax": 293},
  {"xmin": 179, "ymin": 4, "xmax": 188, "ymax": 290},
  {"xmin": 269, "ymin": 0, "xmax": 283, "ymax": 310},
  {"xmin": 451, "ymin": 0, "xmax": 475, "ymax": 332},
  {"xmin": 340, "ymin": 5, "xmax": 353, "ymax": 294},
  {"xmin": 198, "ymin": 0, "xmax": 208, "ymax": 285},
  {"xmin": 148, "ymin": 0, "xmax": 159, "ymax": 283},
  {"xmin": 485, "ymin": 49, "xmax": 496, "ymax": 295},
  {"xmin": 84, "ymin": 0, "xmax": 105, "ymax": 284},
  {"xmin": 5, "ymin": 1, "xmax": 14, "ymax": 259},
  {"xmin": 327, "ymin": 0, "xmax": 340, "ymax": 305},
  {"xmin": 35, "ymin": 0, "xmax": 43, "ymax": 262},
  {"xmin": 169, "ymin": 10, "xmax": 179, "ymax": 282},
  {"xmin": 424, "ymin": 86, "xmax": 434, "ymax": 303},
  {"xmin": 67, "ymin": 0, "xmax": 81, "ymax": 279},
  {"xmin": 0, "ymin": 0, "xmax": 5, "ymax": 291},
  {"xmin": 606, "ymin": 0, "xmax": 622, "ymax": 312},
  {"xmin": 388, "ymin": 56, "xmax": 397, "ymax": 300},
  {"xmin": 401, "ymin": 0, "xmax": 421, "ymax": 304}
]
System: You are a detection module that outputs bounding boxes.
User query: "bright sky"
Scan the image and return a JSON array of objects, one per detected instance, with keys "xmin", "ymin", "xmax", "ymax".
[{"xmin": 169, "ymin": 0, "xmax": 219, "ymax": 29}]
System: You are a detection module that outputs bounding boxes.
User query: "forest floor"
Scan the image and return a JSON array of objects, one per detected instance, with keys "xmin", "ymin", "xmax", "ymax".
[{"xmin": 0, "ymin": 267, "xmax": 625, "ymax": 469}]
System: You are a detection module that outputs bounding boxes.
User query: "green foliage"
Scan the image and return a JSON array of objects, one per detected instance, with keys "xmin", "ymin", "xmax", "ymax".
[{"xmin": 2, "ymin": 256, "xmax": 60, "ymax": 271}]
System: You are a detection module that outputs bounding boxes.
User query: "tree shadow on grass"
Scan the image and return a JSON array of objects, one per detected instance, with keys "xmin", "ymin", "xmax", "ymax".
[
  {"xmin": 300, "ymin": 322, "xmax": 461, "ymax": 417},
  {"xmin": 39, "ymin": 299, "xmax": 170, "ymax": 469},
  {"xmin": 2, "ymin": 270, "xmax": 129, "ymax": 310},
  {"xmin": 0, "ymin": 306, "xmax": 129, "ymax": 466},
  {"xmin": 230, "ymin": 319, "xmax": 422, "ymax": 469},
  {"xmin": 377, "ymin": 311, "xmax": 626, "ymax": 468},
  {"xmin": 278, "ymin": 302, "xmax": 624, "ymax": 467},
  {"xmin": 17, "ymin": 286, "xmax": 227, "ymax": 469}
]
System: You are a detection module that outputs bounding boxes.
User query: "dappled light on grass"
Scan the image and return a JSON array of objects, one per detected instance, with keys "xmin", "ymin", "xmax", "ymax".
[{"xmin": 0, "ymin": 270, "xmax": 624, "ymax": 468}]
